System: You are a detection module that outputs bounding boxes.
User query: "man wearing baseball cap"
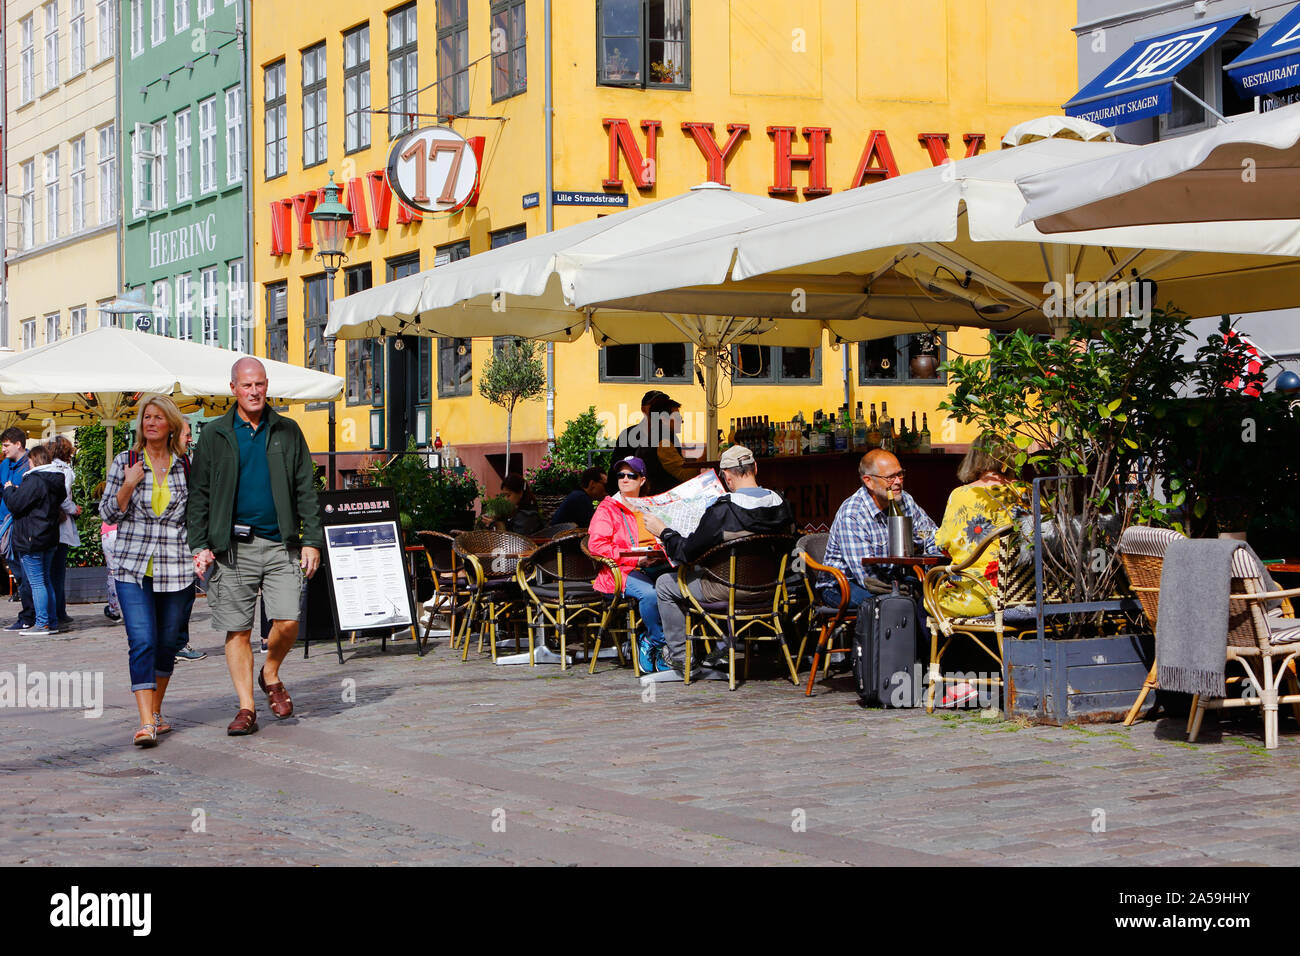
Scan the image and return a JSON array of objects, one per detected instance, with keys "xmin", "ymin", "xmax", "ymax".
[{"xmin": 641, "ymin": 445, "xmax": 794, "ymax": 676}]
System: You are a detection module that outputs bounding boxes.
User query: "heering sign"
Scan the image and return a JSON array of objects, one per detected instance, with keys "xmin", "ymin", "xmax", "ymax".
[
  {"xmin": 386, "ymin": 126, "xmax": 479, "ymax": 214},
  {"xmin": 149, "ymin": 212, "xmax": 218, "ymax": 269}
]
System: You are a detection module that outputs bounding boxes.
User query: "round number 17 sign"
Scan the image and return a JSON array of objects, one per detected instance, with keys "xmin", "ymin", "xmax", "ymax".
[{"xmin": 386, "ymin": 126, "xmax": 480, "ymax": 214}]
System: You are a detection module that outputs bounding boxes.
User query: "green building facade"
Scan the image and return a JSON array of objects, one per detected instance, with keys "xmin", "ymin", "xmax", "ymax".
[{"xmin": 121, "ymin": 0, "xmax": 250, "ymax": 350}]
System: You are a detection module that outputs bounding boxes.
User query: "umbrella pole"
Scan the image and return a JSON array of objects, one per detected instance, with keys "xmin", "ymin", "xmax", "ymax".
[
  {"xmin": 704, "ymin": 349, "xmax": 719, "ymax": 461},
  {"xmin": 105, "ymin": 423, "xmax": 113, "ymax": 475}
]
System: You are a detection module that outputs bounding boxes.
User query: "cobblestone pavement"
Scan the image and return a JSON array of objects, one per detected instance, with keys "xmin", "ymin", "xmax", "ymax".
[{"xmin": 4, "ymin": 599, "xmax": 1300, "ymax": 867}]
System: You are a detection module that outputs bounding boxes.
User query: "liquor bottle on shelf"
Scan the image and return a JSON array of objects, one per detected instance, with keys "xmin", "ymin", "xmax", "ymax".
[
  {"xmin": 868, "ymin": 404, "xmax": 881, "ymax": 449},
  {"xmin": 766, "ymin": 416, "xmax": 775, "ymax": 457},
  {"xmin": 819, "ymin": 411, "xmax": 834, "ymax": 453},
  {"xmin": 433, "ymin": 430, "xmax": 443, "ymax": 452},
  {"xmin": 727, "ymin": 418, "xmax": 736, "ymax": 448},
  {"xmin": 919, "ymin": 413, "xmax": 932, "ymax": 452},
  {"xmin": 853, "ymin": 402, "xmax": 867, "ymax": 451},
  {"xmin": 833, "ymin": 407, "xmax": 848, "ymax": 452},
  {"xmin": 898, "ymin": 415, "xmax": 909, "ymax": 450}
]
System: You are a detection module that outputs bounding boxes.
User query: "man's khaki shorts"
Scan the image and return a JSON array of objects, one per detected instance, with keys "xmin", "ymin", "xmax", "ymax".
[{"xmin": 207, "ymin": 536, "xmax": 304, "ymax": 633}]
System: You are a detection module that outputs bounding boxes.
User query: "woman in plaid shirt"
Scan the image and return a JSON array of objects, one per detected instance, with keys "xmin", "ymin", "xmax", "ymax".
[{"xmin": 99, "ymin": 395, "xmax": 196, "ymax": 748}]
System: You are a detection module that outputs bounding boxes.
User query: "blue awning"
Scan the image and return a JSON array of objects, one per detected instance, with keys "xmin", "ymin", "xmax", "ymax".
[
  {"xmin": 1225, "ymin": 5, "xmax": 1300, "ymax": 95},
  {"xmin": 1065, "ymin": 12, "xmax": 1248, "ymax": 126}
]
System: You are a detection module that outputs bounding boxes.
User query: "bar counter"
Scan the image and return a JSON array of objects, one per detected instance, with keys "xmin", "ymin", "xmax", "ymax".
[{"xmin": 694, "ymin": 447, "xmax": 966, "ymax": 529}]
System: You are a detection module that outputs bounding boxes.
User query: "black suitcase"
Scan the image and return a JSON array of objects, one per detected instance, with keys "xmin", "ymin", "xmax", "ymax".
[{"xmin": 853, "ymin": 583, "xmax": 921, "ymax": 706}]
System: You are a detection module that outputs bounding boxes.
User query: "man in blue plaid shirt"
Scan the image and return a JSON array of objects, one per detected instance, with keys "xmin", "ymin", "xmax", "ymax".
[{"xmin": 821, "ymin": 449, "xmax": 941, "ymax": 606}]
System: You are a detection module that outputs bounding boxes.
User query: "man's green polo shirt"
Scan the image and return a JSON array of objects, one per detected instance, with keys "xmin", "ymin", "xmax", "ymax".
[{"xmin": 233, "ymin": 413, "xmax": 281, "ymax": 542}]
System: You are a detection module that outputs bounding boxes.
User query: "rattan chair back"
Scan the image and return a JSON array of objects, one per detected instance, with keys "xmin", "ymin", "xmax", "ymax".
[{"xmin": 696, "ymin": 534, "xmax": 797, "ymax": 595}]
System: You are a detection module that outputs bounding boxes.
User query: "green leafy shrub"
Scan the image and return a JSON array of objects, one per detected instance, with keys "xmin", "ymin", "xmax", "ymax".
[
  {"xmin": 68, "ymin": 424, "xmax": 130, "ymax": 567},
  {"xmin": 550, "ymin": 405, "xmax": 608, "ymax": 471},
  {"xmin": 362, "ymin": 438, "xmax": 482, "ymax": 532}
]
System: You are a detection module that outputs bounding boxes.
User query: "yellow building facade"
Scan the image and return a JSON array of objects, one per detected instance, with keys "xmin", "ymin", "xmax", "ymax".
[
  {"xmin": 5, "ymin": 0, "xmax": 120, "ymax": 390},
  {"xmin": 251, "ymin": 0, "xmax": 1077, "ymax": 488}
]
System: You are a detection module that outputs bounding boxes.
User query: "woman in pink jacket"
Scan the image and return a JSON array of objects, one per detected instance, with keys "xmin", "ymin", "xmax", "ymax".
[{"xmin": 587, "ymin": 456, "xmax": 671, "ymax": 672}]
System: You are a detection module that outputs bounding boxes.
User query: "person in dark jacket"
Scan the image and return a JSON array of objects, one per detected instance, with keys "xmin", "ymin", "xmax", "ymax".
[
  {"xmin": 3, "ymin": 444, "xmax": 67, "ymax": 636},
  {"xmin": 190, "ymin": 358, "xmax": 322, "ymax": 737},
  {"xmin": 548, "ymin": 466, "xmax": 607, "ymax": 528},
  {"xmin": 610, "ymin": 389, "xmax": 667, "ymax": 472},
  {"xmin": 642, "ymin": 444, "xmax": 794, "ymax": 675},
  {"xmin": 0, "ymin": 428, "xmax": 34, "ymax": 631}
]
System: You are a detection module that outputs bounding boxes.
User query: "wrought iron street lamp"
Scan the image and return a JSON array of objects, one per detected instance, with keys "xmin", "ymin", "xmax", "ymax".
[{"xmin": 310, "ymin": 170, "xmax": 351, "ymax": 489}]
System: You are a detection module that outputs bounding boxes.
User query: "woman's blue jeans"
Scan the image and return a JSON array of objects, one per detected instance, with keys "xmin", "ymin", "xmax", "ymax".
[
  {"xmin": 119, "ymin": 578, "xmax": 195, "ymax": 691},
  {"xmin": 624, "ymin": 565, "xmax": 671, "ymax": 646},
  {"xmin": 18, "ymin": 550, "xmax": 56, "ymax": 628}
]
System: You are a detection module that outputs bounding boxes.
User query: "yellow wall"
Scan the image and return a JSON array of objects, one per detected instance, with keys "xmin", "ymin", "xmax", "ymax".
[
  {"xmin": 251, "ymin": 0, "xmax": 1079, "ymax": 470},
  {"xmin": 5, "ymin": 0, "xmax": 120, "ymax": 359}
]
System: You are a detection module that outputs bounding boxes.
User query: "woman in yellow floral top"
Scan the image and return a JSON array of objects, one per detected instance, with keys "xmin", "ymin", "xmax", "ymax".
[{"xmin": 933, "ymin": 435, "xmax": 1027, "ymax": 618}]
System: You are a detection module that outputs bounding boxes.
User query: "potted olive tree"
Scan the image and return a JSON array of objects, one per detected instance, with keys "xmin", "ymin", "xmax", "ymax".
[{"xmin": 939, "ymin": 307, "xmax": 1213, "ymax": 722}]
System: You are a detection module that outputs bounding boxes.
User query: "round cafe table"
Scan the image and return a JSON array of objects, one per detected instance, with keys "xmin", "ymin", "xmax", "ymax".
[{"xmin": 862, "ymin": 554, "xmax": 946, "ymax": 580}]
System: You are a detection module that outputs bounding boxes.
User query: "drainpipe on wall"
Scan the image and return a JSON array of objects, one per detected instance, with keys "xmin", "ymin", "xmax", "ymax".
[
  {"xmin": 1, "ymin": 0, "xmax": 8, "ymax": 348},
  {"xmin": 544, "ymin": 0, "xmax": 555, "ymax": 444},
  {"xmin": 238, "ymin": 0, "xmax": 252, "ymax": 354},
  {"xmin": 114, "ymin": 2, "xmax": 123, "ymax": 310}
]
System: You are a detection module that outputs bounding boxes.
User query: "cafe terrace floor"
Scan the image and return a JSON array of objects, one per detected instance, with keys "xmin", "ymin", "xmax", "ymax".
[{"xmin": 3, "ymin": 597, "xmax": 1297, "ymax": 867}]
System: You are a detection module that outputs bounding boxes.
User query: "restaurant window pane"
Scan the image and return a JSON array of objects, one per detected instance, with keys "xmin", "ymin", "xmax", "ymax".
[
  {"xmin": 732, "ymin": 345, "xmax": 820, "ymax": 385},
  {"xmin": 857, "ymin": 333, "xmax": 947, "ymax": 386},
  {"xmin": 599, "ymin": 342, "xmax": 693, "ymax": 383}
]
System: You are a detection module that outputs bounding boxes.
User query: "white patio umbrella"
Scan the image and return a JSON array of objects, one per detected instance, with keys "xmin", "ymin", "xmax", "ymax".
[
  {"xmin": 0, "ymin": 325, "xmax": 343, "ymax": 469},
  {"xmin": 1016, "ymin": 101, "xmax": 1300, "ymax": 230},
  {"xmin": 326, "ymin": 183, "xmax": 918, "ymax": 458},
  {"xmin": 571, "ymin": 135, "xmax": 1300, "ymax": 335}
]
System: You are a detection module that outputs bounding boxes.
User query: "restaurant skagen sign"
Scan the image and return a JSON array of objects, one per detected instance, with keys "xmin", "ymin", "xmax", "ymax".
[{"xmin": 266, "ymin": 120, "xmax": 984, "ymax": 250}]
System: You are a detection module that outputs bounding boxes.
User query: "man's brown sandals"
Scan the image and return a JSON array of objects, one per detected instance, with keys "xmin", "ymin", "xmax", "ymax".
[
  {"xmin": 226, "ymin": 709, "xmax": 258, "ymax": 735},
  {"xmin": 258, "ymin": 667, "xmax": 294, "ymax": 718}
]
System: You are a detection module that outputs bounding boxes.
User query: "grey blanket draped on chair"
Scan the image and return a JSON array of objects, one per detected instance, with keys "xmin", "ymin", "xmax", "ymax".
[{"xmin": 1155, "ymin": 538, "xmax": 1241, "ymax": 697}]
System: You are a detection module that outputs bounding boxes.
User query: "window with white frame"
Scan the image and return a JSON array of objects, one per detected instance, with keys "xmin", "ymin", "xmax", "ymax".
[
  {"xmin": 174, "ymin": 0, "xmax": 188, "ymax": 33},
  {"xmin": 130, "ymin": 0, "xmax": 143, "ymax": 56},
  {"xmin": 199, "ymin": 97, "xmax": 217, "ymax": 191},
  {"xmin": 264, "ymin": 60, "xmax": 286, "ymax": 178},
  {"xmin": 225, "ymin": 85, "xmax": 243, "ymax": 183},
  {"xmin": 151, "ymin": 0, "xmax": 164, "ymax": 44},
  {"xmin": 44, "ymin": 149, "xmax": 60, "ymax": 243},
  {"xmin": 344, "ymin": 24, "xmax": 370, "ymax": 153},
  {"xmin": 302, "ymin": 44, "xmax": 327, "ymax": 167},
  {"xmin": 228, "ymin": 260, "xmax": 247, "ymax": 351},
  {"xmin": 388, "ymin": 4, "xmax": 418, "ymax": 137},
  {"xmin": 45, "ymin": 2, "xmax": 59, "ymax": 92},
  {"xmin": 71, "ymin": 0, "xmax": 87, "ymax": 76},
  {"xmin": 22, "ymin": 320, "xmax": 37, "ymax": 351},
  {"xmin": 71, "ymin": 137, "xmax": 86, "ymax": 232},
  {"xmin": 45, "ymin": 312, "xmax": 62, "ymax": 343},
  {"xmin": 71, "ymin": 306, "xmax": 88, "ymax": 336},
  {"xmin": 174, "ymin": 107, "xmax": 191, "ymax": 201},
  {"xmin": 201, "ymin": 267, "xmax": 220, "ymax": 344},
  {"xmin": 20, "ymin": 162, "xmax": 35, "ymax": 249},
  {"xmin": 132, "ymin": 119, "xmax": 167, "ymax": 214},
  {"xmin": 96, "ymin": 298, "xmax": 116, "ymax": 328},
  {"xmin": 176, "ymin": 273, "xmax": 193, "ymax": 339},
  {"xmin": 97, "ymin": 0, "xmax": 116, "ymax": 62},
  {"xmin": 152, "ymin": 280, "xmax": 170, "ymax": 335},
  {"xmin": 98, "ymin": 124, "xmax": 117, "ymax": 223},
  {"xmin": 20, "ymin": 16, "xmax": 35, "ymax": 103},
  {"xmin": 197, "ymin": 0, "xmax": 212, "ymax": 17}
]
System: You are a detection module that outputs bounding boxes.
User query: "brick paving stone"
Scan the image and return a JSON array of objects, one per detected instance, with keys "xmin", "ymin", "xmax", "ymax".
[{"xmin": 7, "ymin": 602, "xmax": 1300, "ymax": 865}]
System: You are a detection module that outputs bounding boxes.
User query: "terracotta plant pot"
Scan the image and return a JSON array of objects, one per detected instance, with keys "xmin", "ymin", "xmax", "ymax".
[{"xmin": 910, "ymin": 355, "xmax": 938, "ymax": 379}]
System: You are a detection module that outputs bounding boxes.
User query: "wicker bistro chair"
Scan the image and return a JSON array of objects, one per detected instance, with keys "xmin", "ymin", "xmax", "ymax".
[
  {"xmin": 515, "ymin": 532, "xmax": 620, "ymax": 669},
  {"xmin": 537, "ymin": 522, "xmax": 580, "ymax": 540},
  {"xmin": 453, "ymin": 530, "xmax": 536, "ymax": 662},
  {"xmin": 921, "ymin": 525, "xmax": 1058, "ymax": 713},
  {"xmin": 580, "ymin": 538, "xmax": 645, "ymax": 677},
  {"xmin": 794, "ymin": 533, "xmax": 860, "ymax": 697},
  {"xmin": 1118, "ymin": 528, "xmax": 1300, "ymax": 734},
  {"xmin": 1186, "ymin": 549, "xmax": 1300, "ymax": 749},
  {"xmin": 415, "ymin": 530, "xmax": 473, "ymax": 656},
  {"xmin": 679, "ymin": 533, "xmax": 801, "ymax": 691}
]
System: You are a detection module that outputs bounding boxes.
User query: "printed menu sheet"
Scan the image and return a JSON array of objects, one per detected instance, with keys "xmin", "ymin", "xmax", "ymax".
[{"xmin": 324, "ymin": 521, "xmax": 414, "ymax": 631}]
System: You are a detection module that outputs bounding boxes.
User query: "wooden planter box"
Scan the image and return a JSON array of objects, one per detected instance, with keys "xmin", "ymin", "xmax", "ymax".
[
  {"xmin": 1003, "ymin": 632, "xmax": 1155, "ymax": 725},
  {"xmin": 65, "ymin": 566, "xmax": 109, "ymax": 604}
]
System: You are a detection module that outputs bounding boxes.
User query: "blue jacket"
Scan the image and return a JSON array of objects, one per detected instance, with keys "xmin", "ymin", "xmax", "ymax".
[{"xmin": 0, "ymin": 452, "xmax": 29, "ymax": 525}]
